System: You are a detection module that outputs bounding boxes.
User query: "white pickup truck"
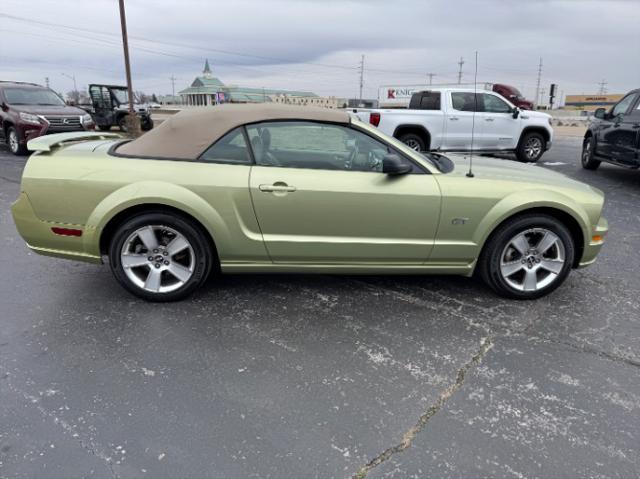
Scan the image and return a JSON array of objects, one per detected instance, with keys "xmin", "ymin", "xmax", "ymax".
[{"xmin": 353, "ymin": 88, "xmax": 554, "ymax": 162}]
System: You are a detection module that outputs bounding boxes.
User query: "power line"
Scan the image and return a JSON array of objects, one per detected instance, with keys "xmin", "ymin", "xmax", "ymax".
[{"xmin": 457, "ymin": 57, "xmax": 464, "ymax": 84}]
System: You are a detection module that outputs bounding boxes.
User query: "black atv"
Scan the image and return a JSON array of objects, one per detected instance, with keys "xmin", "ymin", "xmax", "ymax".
[{"xmin": 88, "ymin": 84, "xmax": 153, "ymax": 132}]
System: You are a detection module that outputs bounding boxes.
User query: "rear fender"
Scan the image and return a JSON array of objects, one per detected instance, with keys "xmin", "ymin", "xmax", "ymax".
[{"xmin": 82, "ymin": 181, "xmax": 229, "ymax": 257}]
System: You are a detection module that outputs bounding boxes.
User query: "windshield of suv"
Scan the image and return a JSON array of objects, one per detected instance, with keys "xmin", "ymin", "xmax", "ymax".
[{"xmin": 4, "ymin": 88, "xmax": 66, "ymax": 106}]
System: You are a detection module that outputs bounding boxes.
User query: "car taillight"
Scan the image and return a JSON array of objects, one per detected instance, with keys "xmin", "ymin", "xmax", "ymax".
[{"xmin": 370, "ymin": 112, "xmax": 381, "ymax": 127}]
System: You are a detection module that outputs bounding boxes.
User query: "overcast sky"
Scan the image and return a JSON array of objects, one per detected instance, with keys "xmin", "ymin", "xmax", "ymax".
[{"xmin": 1, "ymin": 0, "xmax": 639, "ymax": 102}]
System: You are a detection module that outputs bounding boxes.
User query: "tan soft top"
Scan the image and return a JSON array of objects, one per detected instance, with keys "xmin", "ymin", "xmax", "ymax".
[{"xmin": 116, "ymin": 103, "xmax": 351, "ymax": 159}]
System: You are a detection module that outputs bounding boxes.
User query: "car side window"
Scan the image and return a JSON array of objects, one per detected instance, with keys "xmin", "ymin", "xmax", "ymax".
[
  {"xmin": 199, "ymin": 127, "xmax": 252, "ymax": 164},
  {"xmin": 612, "ymin": 93, "xmax": 638, "ymax": 117},
  {"xmin": 246, "ymin": 121, "xmax": 413, "ymax": 173},
  {"xmin": 482, "ymin": 93, "xmax": 511, "ymax": 113},
  {"xmin": 451, "ymin": 92, "xmax": 481, "ymax": 112}
]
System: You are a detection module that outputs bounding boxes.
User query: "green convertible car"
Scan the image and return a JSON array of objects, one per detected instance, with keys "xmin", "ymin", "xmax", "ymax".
[{"xmin": 11, "ymin": 104, "xmax": 608, "ymax": 301}]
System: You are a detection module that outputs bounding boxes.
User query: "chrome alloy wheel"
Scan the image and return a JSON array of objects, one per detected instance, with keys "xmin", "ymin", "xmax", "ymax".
[
  {"xmin": 403, "ymin": 138, "xmax": 422, "ymax": 151},
  {"xmin": 120, "ymin": 225, "xmax": 195, "ymax": 293},
  {"xmin": 582, "ymin": 140, "xmax": 591, "ymax": 164},
  {"xmin": 8, "ymin": 129, "xmax": 19, "ymax": 153},
  {"xmin": 499, "ymin": 228, "xmax": 566, "ymax": 292},
  {"xmin": 524, "ymin": 137, "xmax": 543, "ymax": 160}
]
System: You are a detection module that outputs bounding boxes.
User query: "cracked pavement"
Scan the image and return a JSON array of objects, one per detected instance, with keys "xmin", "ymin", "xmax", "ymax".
[{"xmin": 0, "ymin": 138, "xmax": 638, "ymax": 478}]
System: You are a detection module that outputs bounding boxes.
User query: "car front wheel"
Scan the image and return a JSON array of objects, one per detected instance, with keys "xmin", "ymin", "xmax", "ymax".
[
  {"xmin": 516, "ymin": 132, "xmax": 545, "ymax": 162},
  {"xmin": 7, "ymin": 127, "xmax": 28, "ymax": 155},
  {"xmin": 478, "ymin": 214, "xmax": 575, "ymax": 299},
  {"xmin": 108, "ymin": 213, "xmax": 212, "ymax": 301},
  {"xmin": 581, "ymin": 136, "xmax": 600, "ymax": 170}
]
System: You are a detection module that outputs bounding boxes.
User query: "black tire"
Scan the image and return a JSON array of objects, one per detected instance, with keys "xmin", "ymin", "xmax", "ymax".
[
  {"xmin": 97, "ymin": 125, "xmax": 112, "ymax": 132},
  {"xmin": 581, "ymin": 135, "xmax": 600, "ymax": 170},
  {"xmin": 108, "ymin": 212, "xmax": 213, "ymax": 302},
  {"xmin": 118, "ymin": 116, "xmax": 128, "ymax": 132},
  {"xmin": 141, "ymin": 118, "xmax": 154, "ymax": 131},
  {"xmin": 6, "ymin": 126, "xmax": 28, "ymax": 156},
  {"xmin": 398, "ymin": 133, "xmax": 426, "ymax": 152},
  {"xmin": 516, "ymin": 132, "xmax": 545, "ymax": 162},
  {"xmin": 478, "ymin": 214, "xmax": 575, "ymax": 300}
]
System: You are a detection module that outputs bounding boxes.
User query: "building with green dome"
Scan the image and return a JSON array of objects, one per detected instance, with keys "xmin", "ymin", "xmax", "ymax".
[{"xmin": 178, "ymin": 60, "xmax": 320, "ymax": 106}]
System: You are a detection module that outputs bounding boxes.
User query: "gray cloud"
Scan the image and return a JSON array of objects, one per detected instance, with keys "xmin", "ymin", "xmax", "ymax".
[{"xmin": 1, "ymin": 0, "xmax": 638, "ymax": 101}]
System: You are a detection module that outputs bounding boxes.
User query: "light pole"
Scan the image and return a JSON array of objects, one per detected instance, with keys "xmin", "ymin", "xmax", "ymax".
[
  {"xmin": 61, "ymin": 72, "xmax": 78, "ymax": 103},
  {"xmin": 118, "ymin": 0, "xmax": 141, "ymax": 135}
]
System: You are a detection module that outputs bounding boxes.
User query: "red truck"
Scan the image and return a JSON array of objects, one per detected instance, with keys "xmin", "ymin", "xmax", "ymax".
[{"xmin": 492, "ymin": 84, "xmax": 534, "ymax": 110}]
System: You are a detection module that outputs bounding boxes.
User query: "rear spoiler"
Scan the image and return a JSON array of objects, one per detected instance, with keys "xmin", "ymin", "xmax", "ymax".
[{"xmin": 27, "ymin": 132, "xmax": 123, "ymax": 152}]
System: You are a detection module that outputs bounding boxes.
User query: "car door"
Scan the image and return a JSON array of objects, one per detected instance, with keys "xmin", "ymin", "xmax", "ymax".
[
  {"xmin": 443, "ymin": 92, "xmax": 487, "ymax": 150},
  {"xmin": 481, "ymin": 93, "xmax": 520, "ymax": 150},
  {"xmin": 247, "ymin": 121, "xmax": 442, "ymax": 264},
  {"xmin": 596, "ymin": 92, "xmax": 638, "ymax": 160},
  {"xmin": 602, "ymin": 92, "xmax": 640, "ymax": 165}
]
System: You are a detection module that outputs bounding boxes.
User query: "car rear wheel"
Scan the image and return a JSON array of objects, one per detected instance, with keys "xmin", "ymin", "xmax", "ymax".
[
  {"xmin": 398, "ymin": 133, "xmax": 426, "ymax": 152},
  {"xmin": 516, "ymin": 132, "xmax": 545, "ymax": 162},
  {"xmin": 581, "ymin": 136, "xmax": 600, "ymax": 170},
  {"xmin": 478, "ymin": 214, "xmax": 575, "ymax": 299},
  {"xmin": 7, "ymin": 127, "xmax": 28, "ymax": 156},
  {"xmin": 108, "ymin": 213, "xmax": 212, "ymax": 301}
]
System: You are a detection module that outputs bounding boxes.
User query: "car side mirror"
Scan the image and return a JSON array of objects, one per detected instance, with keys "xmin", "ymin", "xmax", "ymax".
[
  {"xmin": 512, "ymin": 107, "xmax": 520, "ymax": 119},
  {"xmin": 383, "ymin": 154, "xmax": 412, "ymax": 176},
  {"xmin": 594, "ymin": 108, "xmax": 606, "ymax": 120},
  {"xmin": 1, "ymin": 102, "xmax": 8, "ymax": 112}
]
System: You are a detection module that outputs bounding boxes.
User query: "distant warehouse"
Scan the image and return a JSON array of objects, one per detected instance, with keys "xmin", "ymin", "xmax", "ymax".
[{"xmin": 564, "ymin": 94, "xmax": 624, "ymax": 111}]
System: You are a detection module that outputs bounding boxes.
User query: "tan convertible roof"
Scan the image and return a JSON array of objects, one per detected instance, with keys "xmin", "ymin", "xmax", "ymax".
[{"xmin": 116, "ymin": 103, "xmax": 351, "ymax": 159}]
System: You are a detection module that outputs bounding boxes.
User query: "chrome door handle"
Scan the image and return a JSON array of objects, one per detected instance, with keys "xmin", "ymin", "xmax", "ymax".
[
  {"xmin": 449, "ymin": 117, "xmax": 459, "ymax": 121},
  {"xmin": 259, "ymin": 183, "xmax": 296, "ymax": 193}
]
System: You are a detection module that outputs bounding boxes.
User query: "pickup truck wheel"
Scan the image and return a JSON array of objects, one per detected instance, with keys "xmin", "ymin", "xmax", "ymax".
[
  {"xmin": 108, "ymin": 213, "xmax": 212, "ymax": 302},
  {"xmin": 398, "ymin": 133, "xmax": 425, "ymax": 152},
  {"xmin": 6, "ymin": 127, "xmax": 28, "ymax": 156},
  {"xmin": 516, "ymin": 132, "xmax": 545, "ymax": 162},
  {"xmin": 581, "ymin": 136, "xmax": 600, "ymax": 170},
  {"xmin": 478, "ymin": 214, "xmax": 574, "ymax": 299}
]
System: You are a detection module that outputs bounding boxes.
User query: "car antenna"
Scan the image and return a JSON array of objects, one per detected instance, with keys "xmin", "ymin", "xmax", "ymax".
[{"xmin": 467, "ymin": 51, "xmax": 479, "ymax": 178}]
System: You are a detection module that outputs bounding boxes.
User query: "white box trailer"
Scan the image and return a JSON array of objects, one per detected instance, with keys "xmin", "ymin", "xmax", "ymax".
[{"xmin": 379, "ymin": 83, "xmax": 494, "ymax": 108}]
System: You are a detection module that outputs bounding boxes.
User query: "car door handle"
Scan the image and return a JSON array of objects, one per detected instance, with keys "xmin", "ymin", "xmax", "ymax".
[
  {"xmin": 259, "ymin": 183, "xmax": 297, "ymax": 193},
  {"xmin": 485, "ymin": 118, "xmax": 494, "ymax": 122},
  {"xmin": 449, "ymin": 117, "xmax": 459, "ymax": 121}
]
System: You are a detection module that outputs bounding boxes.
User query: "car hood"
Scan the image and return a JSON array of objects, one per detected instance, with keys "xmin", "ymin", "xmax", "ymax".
[
  {"xmin": 12, "ymin": 104, "xmax": 88, "ymax": 116},
  {"xmin": 445, "ymin": 154, "xmax": 594, "ymax": 191},
  {"xmin": 519, "ymin": 109, "xmax": 551, "ymax": 120}
]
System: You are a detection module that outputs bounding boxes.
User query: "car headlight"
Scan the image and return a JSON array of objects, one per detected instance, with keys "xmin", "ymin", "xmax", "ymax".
[
  {"xmin": 81, "ymin": 113, "xmax": 93, "ymax": 124},
  {"xmin": 19, "ymin": 112, "xmax": 42, "ymax": 125}
]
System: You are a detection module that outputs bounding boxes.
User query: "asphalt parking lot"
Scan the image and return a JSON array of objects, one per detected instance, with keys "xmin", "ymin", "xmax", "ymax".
[{"xmin": 0, "ymin": 137, "xmax": 639, "ymax": 479}]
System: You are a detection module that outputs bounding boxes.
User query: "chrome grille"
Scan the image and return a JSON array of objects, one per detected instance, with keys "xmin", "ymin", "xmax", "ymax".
[{"xmin": 44, "ymin": 115, "xmax": 84, "ymax": 131}]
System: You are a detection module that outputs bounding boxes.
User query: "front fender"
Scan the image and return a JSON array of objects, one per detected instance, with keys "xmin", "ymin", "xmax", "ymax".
[
  {"xmin": 473, "ymin": 189, "xmax": 590, "ymax": 255},
  {"xmin": 81, "ymin": 181, "xmax": 229, "ymax": 257}
]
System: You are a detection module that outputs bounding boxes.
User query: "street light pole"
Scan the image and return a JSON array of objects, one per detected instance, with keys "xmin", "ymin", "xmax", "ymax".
[
  {"xmin": 118, "ymin": 0, "xmax": 141, "ymax": 135},
  {"xmin": 61, "ymin": 73, "xmax": 78, "ymax": 102}
]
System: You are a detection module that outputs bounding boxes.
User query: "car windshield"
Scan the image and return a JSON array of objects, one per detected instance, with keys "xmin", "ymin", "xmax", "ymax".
[{"xmin": 4, "ymin": 88, "xmax": 65, "ymax": 106}]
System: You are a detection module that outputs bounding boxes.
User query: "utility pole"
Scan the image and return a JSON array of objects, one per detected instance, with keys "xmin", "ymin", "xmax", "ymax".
[
  {"xmin": 427, "ymin": 73, "xmax": 435, "ymax": 85},
  {"xmin": 534, "ymin": 57, "xmax": 543, "ymax": 109},
  {"xmin": 597, "ymin": 79, "xmax": 607, "ymax": 95},
  {"xmin": 359, "ymin": 54, "xmax": 365, "ymax": 100},
  {"xmin": 118, "ymin": 0, "xmax": 140, "ymax": 135},
  {"xmin": 457, "ymin": 57, "xmax": 464, "ymax": 84},
  {"xmin": 170, "ymin": 75, "xmax": 176, "ymax": 97}
]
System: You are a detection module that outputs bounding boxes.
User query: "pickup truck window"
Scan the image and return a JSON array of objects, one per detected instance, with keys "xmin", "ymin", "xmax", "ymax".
[
  {"xmin": 612, "ymin": 93, "xmax": 638, "ymax": 117},
  {"xmin": 482, "ymin": 93, "xmax": 511, "ymax": 113},
  {"xmin": 409, "ymin": 91, "xmax": 441, "ymax": 110},
  {"xmin": 451, "ymin": 92, "xmax": 481, "ymax": 112}
]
